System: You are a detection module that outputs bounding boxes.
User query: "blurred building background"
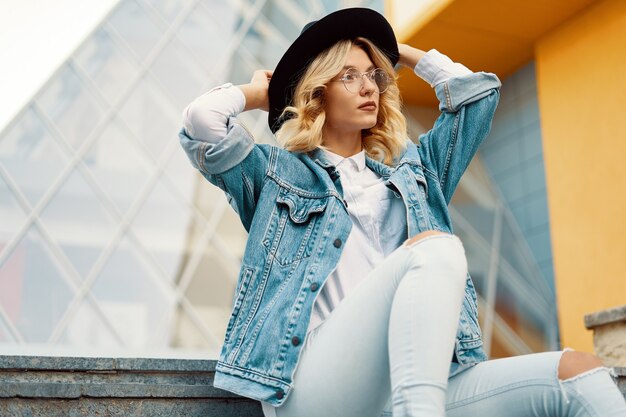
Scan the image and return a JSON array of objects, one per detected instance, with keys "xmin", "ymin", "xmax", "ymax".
[{"xmin": 0, "ymin": 0, "xmax": 623, "ymax": 359}]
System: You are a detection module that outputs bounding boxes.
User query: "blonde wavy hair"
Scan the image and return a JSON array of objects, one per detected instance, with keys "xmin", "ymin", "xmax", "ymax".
[{"xmin": 275, "ymin": 37, "xmax": 408, "ymax": 166}]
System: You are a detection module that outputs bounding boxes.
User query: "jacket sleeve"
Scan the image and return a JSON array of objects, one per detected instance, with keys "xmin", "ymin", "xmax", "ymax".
[
  {"xmin": 178, "ymin": 117, "xmax": 269, "ymax": 231},
  {"xmin": 418, "ymin": 71, "xmax": 501, "ymax": 204}
]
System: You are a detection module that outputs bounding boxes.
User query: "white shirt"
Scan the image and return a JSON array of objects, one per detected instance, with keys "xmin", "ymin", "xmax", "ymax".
[{"xmin": 305, "ymin": 148, "xmax": 407, "ymax": 334}]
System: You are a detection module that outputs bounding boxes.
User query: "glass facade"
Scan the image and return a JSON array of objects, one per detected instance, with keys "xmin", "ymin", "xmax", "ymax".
[{"xmin": 0, "ymin": 0, "xmax": 557, "ymax": 358}]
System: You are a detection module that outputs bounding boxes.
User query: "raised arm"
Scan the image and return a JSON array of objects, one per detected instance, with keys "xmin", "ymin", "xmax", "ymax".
[
  {"xmin": 178, "ymin": 70, "xmax": 274, "ymax": 231},
  {"xmin": 183, "ymin": 70, "xmax": 272, "ymax": 143},
  {"xmin": 396, "ymin": 44, "xmax": 501, "ymax": 204}
]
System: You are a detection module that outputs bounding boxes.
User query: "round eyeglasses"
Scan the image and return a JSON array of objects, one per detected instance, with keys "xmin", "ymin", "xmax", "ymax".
[{"xmin": 333, "ymin": 68, "xmax": 391, "ymax": 94}]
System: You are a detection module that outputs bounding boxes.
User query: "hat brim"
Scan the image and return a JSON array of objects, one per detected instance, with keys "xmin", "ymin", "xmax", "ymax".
[{"xmin": 268, "ymin": 8, "xmax": 398, "ymax": 133}]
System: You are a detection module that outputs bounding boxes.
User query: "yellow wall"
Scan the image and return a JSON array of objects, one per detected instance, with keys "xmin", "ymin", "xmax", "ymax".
[{"xmin": 536, "ymin": 0, "xmax": 626, "ymax": 352}]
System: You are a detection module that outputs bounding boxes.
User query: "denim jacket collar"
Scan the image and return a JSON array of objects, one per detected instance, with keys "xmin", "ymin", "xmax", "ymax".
[
  {"xmin": 308, "ymin": 143, "xmax": 421, "ymax": 178},
  {"xmin": 308, "ymin": 147, "xmax": 334, "ymax": 170},
  {"xmin": 306, "ymin": 148, "xmax": 345, "ymax": 195}
]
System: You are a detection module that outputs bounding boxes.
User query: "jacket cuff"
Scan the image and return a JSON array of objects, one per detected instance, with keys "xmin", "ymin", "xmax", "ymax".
[
  {"xmin": 179, "ymin": 116, "xmax": 255, "ymax": 175},
  {"xmin": 434, "ymin": 72, "xmax": 501, "ymax": 112},
  {"xmin": 414, "ymin": 49, "xmax": 473, "ymax": 88}
]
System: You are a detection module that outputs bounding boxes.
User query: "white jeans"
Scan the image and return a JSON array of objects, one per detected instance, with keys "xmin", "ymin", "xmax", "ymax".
[{"xmin": 267, "ymin": 235, "xmax": 626, "ymax": 417}]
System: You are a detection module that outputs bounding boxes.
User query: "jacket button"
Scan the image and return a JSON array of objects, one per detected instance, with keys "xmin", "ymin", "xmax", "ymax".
[
  {"xmin": 333, "ymin": 238, "xmax": 342, "ymax": 248},
  {"xmin": 310, "ymin": 282, "xmax": 319, "ymax": 292},
  {"xmin": 291, "ymin": 336, "xmax": 301, "ymax": 346},
  {"xmin": 276, "ymin": 389, "xmax": 284, "ymax": 399}
]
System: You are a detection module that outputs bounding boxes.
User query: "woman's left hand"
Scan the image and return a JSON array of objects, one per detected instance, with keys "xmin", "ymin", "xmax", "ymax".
[{"xmin": 397, "ymin": 43, "xmax": 427, "ymax": 69}]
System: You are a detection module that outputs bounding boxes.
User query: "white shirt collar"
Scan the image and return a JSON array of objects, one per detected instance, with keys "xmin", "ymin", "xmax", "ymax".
[{"xmin": 322, "ymin": 148, "xmax": 367, "ymax": 172}]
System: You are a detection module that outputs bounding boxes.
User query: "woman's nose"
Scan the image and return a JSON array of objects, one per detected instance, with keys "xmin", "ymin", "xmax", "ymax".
[{"xmin": 360, "ymin": 76, "xmax": 377, "ymax": 95}]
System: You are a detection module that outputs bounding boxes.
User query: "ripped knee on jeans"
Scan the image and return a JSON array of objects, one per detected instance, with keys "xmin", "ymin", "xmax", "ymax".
[
  {"xmin": 556, "ymin": 348, "xmax": 618, "ymax": 406},
  {"xmin": 558, "ymin": 349, "xmax": 605, "ymax": 381}
]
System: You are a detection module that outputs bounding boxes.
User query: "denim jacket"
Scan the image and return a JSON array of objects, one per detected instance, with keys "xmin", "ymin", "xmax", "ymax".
[{"xmin": 178, "ymin": 71, "xmax": 501, "ymax": 406}]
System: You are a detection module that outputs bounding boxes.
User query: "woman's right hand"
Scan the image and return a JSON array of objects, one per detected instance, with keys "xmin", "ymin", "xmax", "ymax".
[{"xmin": 239, "ymin": 70, "xmax": 273, "ymax": 112}]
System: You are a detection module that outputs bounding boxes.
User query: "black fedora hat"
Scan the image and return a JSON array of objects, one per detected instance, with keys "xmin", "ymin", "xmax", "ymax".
[{"xmin": 267, "ymin": 7, "xmax": 399, "ymax": 133}]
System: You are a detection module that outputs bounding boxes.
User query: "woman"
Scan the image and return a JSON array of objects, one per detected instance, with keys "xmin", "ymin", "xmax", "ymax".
[{"xmin": 179, "ymin": 8, "xmax": 626, "ymax": 417}]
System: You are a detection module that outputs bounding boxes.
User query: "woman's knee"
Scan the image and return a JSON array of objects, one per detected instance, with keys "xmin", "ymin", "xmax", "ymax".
[
  {"xmin": 403, "ymin": 230, "xmax": 453, "ymax": 247},
  {"xmin": 558, "ymin": 350, "xmax": 604, "ymax": 380},
  {"xmin": 402, "ymin": 231, "xmax": 467, "ymax": 277}
]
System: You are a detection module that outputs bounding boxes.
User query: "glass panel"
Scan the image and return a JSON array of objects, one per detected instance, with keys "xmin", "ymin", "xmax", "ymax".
[
  {"xmin": 0, "ymin": 157, "xmax": 28, "ymax": 346},
  {"xmin": 490, "ymin": 324, "xmax": 518, "ymax": 358},
  {"xmin": 0, "ymin": 226, "xmax": 75, "ymax": 343},
  {"xmin": 169, "ymin": 304, "xmax": 219, "ymax": 354},
  {"xmin": 163, "ymin": 147, "xmax": 227, "ymax": 222},
  {"xmin": 39, "ymin": 169, "xmax": 117, "ymax": 280},
  {"xmin": 0, "ymin": 320, "xmax": 10, "ymax": 342},
  {"xmin": 256, "ymin": 17, "xmax": 291, "ymax": 67},
  {"xmin": 322, "ymin": 0, "xmax": 342, "ymax": 11},
  {"xmin": 91, "ymin": 237, "xmax": 175, "ymax": 349},
  {"xmin": 451, "ymin": 189, "xmax": 496, "ymax": 246},
  {"xmin": 498, "ymin": 217, "xmax": 531, "ymax": 281},
  {"xmin": 74, "ymin": 27, "xmax": 140, "ymax": 106},
  {"xmin": 162, "ymin": 141, "xmax": 199, "ymax": 201},
  {"xmin": 229, "ymin": 50, "xmax": 260, "ymax": 89},
  {"xmin": 261, "ymin": 2, "xmax": 301, "ymax": 48},
  {"xmin": 0, "ymin": 240, "xmax": 25, "ymax": 341},
  {"xmin": 450, "ymin": 160, "xmax": 500, "ymax": 297},
  {"xmin": 148, "ymin": 0, "xmax": 193, "ymax": 24},
  {"xmin": 0, "ymin": 175, "xmax": 27, "ymax": 245},
  {"xmin": 59, "ymin": 245, "xmax": 102, "ymax": 284},
  {"xmin": 176, "ymin": 1, "xmax": 237, "ymax": 75},
  {"xmin": 118, "ymin": 76, "xmax": 178, "ymax": 160},
  {"xmin": 495, "ymin": 265, "xmax": 550, "ymax": 353},
  {"xmin": 37, "ymin": 64, "xmax": 106, "ymax": 150},
  {"xmin": 107, "ymin": 0, "xmax": 163, "ymax": 63},
  {"xmin": 363, "ymin": 0, "xmax": 384, "ymax": 10},
  {"xmin": 199, "ymin": 0, "xmax": 245, "ymax": 33},
  {"xmin": 214, "ymin": 203, "xmax": 248, "ymax": 263},
  {"xmin": 150, "ymin": 36, "xmax": 205, "ymax": 110},
  {"xmin": 451, "ymin": 212, "xmax": 493, "ymax": 298},
  {"xmin": 59, "ymin": 300, "xmax": 123, "ymax": 349},
  {"xmin": 239, "ymin": 26, "xmax": 264, "ymax": 66},
  {"xmin": 129, "ymin": 180, "xmax": 197, "ymax": 281},
  {"xmin": 83, "ymin": 118, "xmax": 154, "ymax": 213},
  {"xmin": 0, "ymin": 106, "xmax": 70, "ymax": 205},
  {"xmin": 183, "ymin": 240, "xmax": 238, "ymax": 310}
]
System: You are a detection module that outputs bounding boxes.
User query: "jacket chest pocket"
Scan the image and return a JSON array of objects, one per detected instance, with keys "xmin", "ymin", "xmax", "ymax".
[{"xmin": 262, "ymin": 188, "xmax": 329, "ymax": 266}]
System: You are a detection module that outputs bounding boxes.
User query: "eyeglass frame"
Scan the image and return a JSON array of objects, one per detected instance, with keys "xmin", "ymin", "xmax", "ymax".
[{"xmin": 330, "ymin": 67, "xmax": 391, "ymax": 94}]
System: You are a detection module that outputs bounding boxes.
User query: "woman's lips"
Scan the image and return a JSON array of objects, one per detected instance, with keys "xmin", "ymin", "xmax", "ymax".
[{"xmin": 358, "ymin": 102, "xmax": 377, "ymax": 111}]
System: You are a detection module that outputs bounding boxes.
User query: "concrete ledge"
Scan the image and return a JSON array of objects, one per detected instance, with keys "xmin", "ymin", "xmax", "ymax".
[
  {"xmin": 1, "ymin": 355, "xmax": 623, "ymax": 416},
  {"xmin": 585, "ymin": 305, "xmax": 626, "ymax": 328},
  {"xmin": 0, "ymin": 355, "xmax": 263, "ymax": 417},
  {"xmin": 584, "ymin": 304, "xmax": 626, "ymax": 367}
]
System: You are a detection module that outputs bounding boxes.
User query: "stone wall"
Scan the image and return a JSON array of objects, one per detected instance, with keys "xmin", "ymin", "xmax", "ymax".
[
  {"xmin": 0, "ymin": 356, "xmax": 263, "ymax": 416},
  {"xmin": 585, "ymin": 304, "xmax": 626, "ymax": 367}
]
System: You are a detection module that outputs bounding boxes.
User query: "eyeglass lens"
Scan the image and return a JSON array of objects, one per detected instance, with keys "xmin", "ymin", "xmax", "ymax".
[{"xmin": 343, "ymin": 68, "xmax": 389, "ymax": 93}]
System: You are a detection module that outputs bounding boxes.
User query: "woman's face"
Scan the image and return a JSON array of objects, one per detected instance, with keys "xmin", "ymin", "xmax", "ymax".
[{"xmin": 324, "ymin": 45, "xmax": 379, "ymax": 135}]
